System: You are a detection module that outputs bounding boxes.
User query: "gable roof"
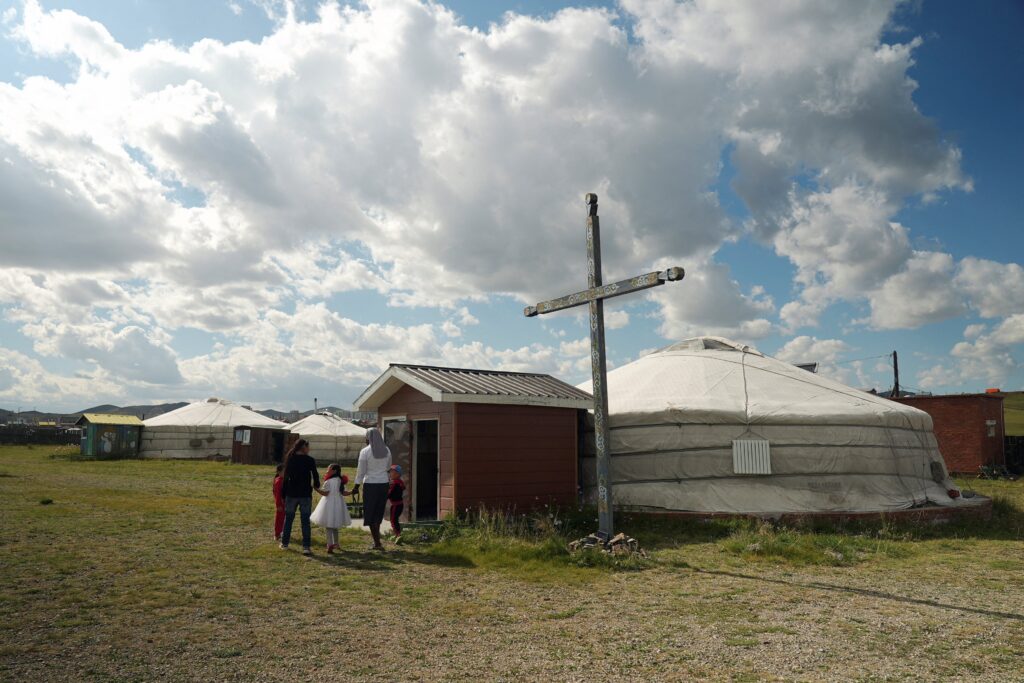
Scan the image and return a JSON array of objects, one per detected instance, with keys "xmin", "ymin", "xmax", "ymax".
[
  {"xmin": 76, "ymin": 413, "xmax": 144, "ymax": 426},
  {"xmin": 353, "ymin": 364, "xmax": 593, "ymax": 411}
]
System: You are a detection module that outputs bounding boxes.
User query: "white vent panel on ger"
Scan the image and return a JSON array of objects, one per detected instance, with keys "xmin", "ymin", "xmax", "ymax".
[{"xmin": 732, "ymin": 439, "xmax": 771, "ymax": 475}]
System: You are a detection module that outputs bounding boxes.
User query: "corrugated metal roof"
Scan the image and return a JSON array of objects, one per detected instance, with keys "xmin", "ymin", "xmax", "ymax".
[
  {"xmin": 353, "ymin": 364, "xmax": 593, "ymax": 411},
  {"xmin": 77, "ymin": 413, "xmax": 144, "ymax": 426},
  {"xmin": 394, "ymin": 364, "xmax": 593, "ymax": 402}
]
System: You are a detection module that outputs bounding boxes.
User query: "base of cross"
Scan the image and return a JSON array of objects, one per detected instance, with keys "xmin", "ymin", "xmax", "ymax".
[{"xmin": 568, "ymin": 531, "xmax": 647, "ymax": 558}]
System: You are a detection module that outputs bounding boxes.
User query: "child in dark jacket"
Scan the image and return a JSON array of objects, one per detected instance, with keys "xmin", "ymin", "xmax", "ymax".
[
  {"xmin": 387, "ymin": 465, "xmax": 406, "ymax": 540},
  {"xmin": 273, "ymin": 464, "xmax": 285, "ymax": 541}
]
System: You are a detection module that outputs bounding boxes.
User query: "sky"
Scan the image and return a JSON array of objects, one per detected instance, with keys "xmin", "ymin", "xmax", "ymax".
[{"xmin": 0, "ymin": 0, "xmax": 1022, "ymax": 413}]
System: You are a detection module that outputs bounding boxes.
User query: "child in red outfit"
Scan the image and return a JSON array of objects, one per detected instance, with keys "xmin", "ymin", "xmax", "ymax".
[
  {"xmin": 273, "ymin": 464, "xmax": 285, "ymax": 541},
  {"xmin": 387, "ymin": 465, "xmax": 406, "ymax": 540}
]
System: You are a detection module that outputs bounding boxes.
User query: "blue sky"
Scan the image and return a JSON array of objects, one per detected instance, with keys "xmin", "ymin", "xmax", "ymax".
[{"xmin": 0, "ymin": 0, "xmax": 1021, "ymax": 412}]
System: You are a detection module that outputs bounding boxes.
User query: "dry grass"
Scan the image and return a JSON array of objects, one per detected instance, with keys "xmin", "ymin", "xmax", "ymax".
[{"xmin": 1, "ymin": 446, "xmax": 1023, "ymax": 682}]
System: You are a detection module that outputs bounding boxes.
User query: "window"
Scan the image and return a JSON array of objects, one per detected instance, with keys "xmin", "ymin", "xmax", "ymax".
[
  {"xmin": 242, "ymin": 429, "xmax": 252, "ymax": 445},
  {"xmin": 986, "ymin": 420, "xmax": 997, "ymax": 437}
]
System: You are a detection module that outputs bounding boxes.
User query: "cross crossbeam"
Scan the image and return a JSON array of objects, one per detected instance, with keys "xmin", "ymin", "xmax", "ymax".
[
  {"xmin": 524, "ymin": 267, "xmax": 684, "ymax": 318},
  {"xmin": 524, "ymin": 193, "xmax": 685, "ymax": 538}
]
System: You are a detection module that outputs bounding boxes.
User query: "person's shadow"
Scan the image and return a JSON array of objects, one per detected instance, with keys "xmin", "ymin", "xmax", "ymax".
[
  {"xmin": 308, "ymin": 546, "xmax": 475, "ymax": 570},
  {"xmin": 307, "ymin": 549, "xmax": 401, "ymax": 572}
]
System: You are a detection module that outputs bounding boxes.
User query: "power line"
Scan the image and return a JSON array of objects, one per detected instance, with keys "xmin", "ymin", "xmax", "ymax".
[{"xmin": 834, "ymin": 352, "xmax": 894, "ymax": 366}]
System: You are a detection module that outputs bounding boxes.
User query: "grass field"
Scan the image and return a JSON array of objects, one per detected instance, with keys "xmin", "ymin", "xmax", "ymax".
[
  {"xmin": 2, "ymin": 445, "xmax": 1024, "ymax": 682},
  {"xmin": 1003, "ymin": 391, "xmax": 1024, "ymax": 436}
]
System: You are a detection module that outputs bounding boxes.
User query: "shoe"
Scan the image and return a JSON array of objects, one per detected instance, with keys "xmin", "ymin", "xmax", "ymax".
[
  {"xmin": 302, "ymin": 547, "xmax": 312, "ymax": 556},
  {"xmin": 279, "ymin": 543, "xmax": 288, "ymax": 550},
  {"xmin": 326, "ymin": 545, "xmax": 335, "ymax": 554}
]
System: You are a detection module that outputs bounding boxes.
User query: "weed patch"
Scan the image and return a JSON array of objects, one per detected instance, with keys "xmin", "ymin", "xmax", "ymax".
[
  {"xmin": 722, "ymin": 521, "xmax": 913, "ymax": 566},
  {"xmin": 424, "ymin": 506, "xmax": 654, "ymax": 580}
]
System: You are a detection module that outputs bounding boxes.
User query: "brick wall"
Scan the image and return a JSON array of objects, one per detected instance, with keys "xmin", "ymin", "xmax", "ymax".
[{"xmin": 891, "ymin": 395, "xmax": 1005, "ymax": 474}]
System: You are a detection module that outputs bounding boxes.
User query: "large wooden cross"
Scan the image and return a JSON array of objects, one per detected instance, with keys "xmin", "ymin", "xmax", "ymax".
[{"xmin": 525, "ymin": 193, "xmax": 684, "ymax": 538}]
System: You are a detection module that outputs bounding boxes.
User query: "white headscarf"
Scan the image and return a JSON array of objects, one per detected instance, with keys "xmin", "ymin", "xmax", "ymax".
[{"xmin": 366, "ymin": 427, "xmax": 388, "ymax": 459}]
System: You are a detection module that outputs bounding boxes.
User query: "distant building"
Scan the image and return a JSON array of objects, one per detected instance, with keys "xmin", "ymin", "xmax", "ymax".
[
  {"xmin": 890, "ymin": 394, "xmax": 1005, "ymax": 474},
  {"xmin": 76, "ymin": 413, "xmax": 143, "ymax": 458}
]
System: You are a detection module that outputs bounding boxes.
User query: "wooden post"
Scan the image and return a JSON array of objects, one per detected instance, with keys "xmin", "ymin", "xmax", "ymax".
[{"xmin": 585, "ymin": 194, "xmax": 614, "ymax": 538}]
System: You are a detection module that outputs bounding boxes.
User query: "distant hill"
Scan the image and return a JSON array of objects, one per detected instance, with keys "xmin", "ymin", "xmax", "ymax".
[
  {"xmin": 2, "ymin": 402, "xmax": 368, "ymax": 425},
  {"xmin": 76, "ymin": 403, "xmax": 188, "ymax": 420},
  {"xmin": 257, "ymin": 406, "xmax": 350, "ymax": 423},
  {"xmin": 76, "ymin": 404, "xmax": 120, "ymax": 414}
]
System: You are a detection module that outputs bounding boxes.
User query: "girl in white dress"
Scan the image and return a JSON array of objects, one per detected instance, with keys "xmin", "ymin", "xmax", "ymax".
[{"xmin": 310, "ymin": 464, "xmax": 352, "ymax": 554}]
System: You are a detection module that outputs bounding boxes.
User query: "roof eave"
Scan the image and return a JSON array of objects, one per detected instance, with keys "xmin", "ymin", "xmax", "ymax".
[
  {"xmin": 353, "ymin": 367, "xmax": 443, "ymax": 411},
  {"xmin": 437, "ymin": 393, "xmax": 591, "ymax": 410}
]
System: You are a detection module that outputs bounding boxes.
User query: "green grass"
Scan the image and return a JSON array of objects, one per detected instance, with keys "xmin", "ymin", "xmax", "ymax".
[
  {"xmin": 2, "ymin": 445, "xmax": 1024, "ymax": 681},
  {"xmin": 1004, "ymin": 391, "xmax": 1024, "ymax": 436}
]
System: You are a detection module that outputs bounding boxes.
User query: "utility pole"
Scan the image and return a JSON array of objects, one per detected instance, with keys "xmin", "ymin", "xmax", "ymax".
[{"xmin": 892, "ymin": 350, "xmax": 900, "ymax": 398}]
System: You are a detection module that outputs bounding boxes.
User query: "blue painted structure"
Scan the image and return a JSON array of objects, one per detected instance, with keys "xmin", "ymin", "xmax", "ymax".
[{"xmin": 75, "ymin": 413, "xmax": 143, "ymax": 458}]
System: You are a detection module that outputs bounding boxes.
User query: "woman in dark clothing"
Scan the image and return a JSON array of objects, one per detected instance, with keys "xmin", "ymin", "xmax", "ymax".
[{"xmin": 279, "ymin": 438, "xmax": 325, "ymax": 555}]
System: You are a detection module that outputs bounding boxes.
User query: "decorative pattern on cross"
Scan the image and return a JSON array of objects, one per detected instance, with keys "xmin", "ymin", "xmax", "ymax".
[{"xmin": 524, "ymin": 193, "xmax": 685, "ymax": 538}]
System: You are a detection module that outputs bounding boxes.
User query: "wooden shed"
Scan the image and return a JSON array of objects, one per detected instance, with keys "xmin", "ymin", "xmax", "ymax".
[
  {"xmin": 353, "ymin": 364, "xmax": 592, "ymax": 522},
  {"xmin": 230, "ymin": 424, "xmax": 288, "ymax": 465},
  {"xmin": 76, "ymin": 413, "xmax": 142, "ymax": 458}
]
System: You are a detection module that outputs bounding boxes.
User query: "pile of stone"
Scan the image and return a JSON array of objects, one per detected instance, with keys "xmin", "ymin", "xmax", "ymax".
[{"xmin": 568, "ymin": 532, "xmax": 646, "ymax": 558}]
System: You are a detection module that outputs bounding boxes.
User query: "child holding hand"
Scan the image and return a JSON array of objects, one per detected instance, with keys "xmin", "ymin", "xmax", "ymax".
[
  {"xmin": 272, "ymin": 464, "xmax": 285, "ymax": 542},
  {"xmin": 387, "ymin": 464, "xmax": 406, "ymax": 541},
  {"xmin": 310, "ymin": 464, "xmax": 353, "ymax": 554}
]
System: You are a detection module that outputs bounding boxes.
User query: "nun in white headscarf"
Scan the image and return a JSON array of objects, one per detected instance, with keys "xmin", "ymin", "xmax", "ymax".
[{"xmin": 355, "ymin": 427, "xmax": 392, "ymax": 550}]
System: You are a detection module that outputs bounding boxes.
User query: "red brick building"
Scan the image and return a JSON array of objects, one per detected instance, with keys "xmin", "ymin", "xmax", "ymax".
[
  {"xmin": 890, "ymin": 394, "xmax": 1005, "ymax": 474},
  {"xmin": 353, "ymin": 364, "xmax": 592, "ymax": 521}
]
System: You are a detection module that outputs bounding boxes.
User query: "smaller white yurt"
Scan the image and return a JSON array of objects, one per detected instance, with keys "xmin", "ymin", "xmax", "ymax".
[
  {"xmin": 289, "ymin": 412, "xmax": 366, "ymax": 463},
  {"xmin": 140, "ymin": 398, "xmax": 287, "ymax": 459}
]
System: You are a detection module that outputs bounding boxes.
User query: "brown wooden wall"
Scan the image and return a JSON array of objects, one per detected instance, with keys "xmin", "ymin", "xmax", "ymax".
[
  {"xmin": 377, "ymin": 384, "xmax": 455, "ymax": 519},
  {"xmin": 231, "ymin": 427, "xmax": 286, "ymax": 466},
  {"xmin": 454, "ymin": 403, "xmax": 578, "ymax": 511}
]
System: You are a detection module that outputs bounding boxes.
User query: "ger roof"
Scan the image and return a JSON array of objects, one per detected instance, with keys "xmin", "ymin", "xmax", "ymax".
[
  {"xmin": 289, "ymin": 412, "xmax": 366, "ymax": 437},
  {"xmin": 76, "ymin": 413, "xmax": 143, "ymax": 426},
  {"xmin": 576, "ymin": 336, "xmax": 934, "ymax": 430},
  {"xmin": 353, "ymin": 364, "xmax": 593, "ymax": 411},
  {"xmin": 142, "ymin": 398, "xmax": 287, "ymax": 429}
]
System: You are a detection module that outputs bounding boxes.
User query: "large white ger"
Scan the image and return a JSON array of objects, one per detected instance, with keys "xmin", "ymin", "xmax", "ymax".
[
  {"xmin": 578, "ymin": 337, "xmax": 968, "ymax": 514},
  {"xmin": 288, "ymin": 412, "xmax": 366, "ymax": 463},
  {"xmin": 140, "ymin": 398, "xmax": 286, "ymax": 459}
]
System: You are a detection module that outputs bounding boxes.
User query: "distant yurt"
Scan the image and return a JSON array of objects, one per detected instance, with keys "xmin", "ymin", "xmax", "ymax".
[
  {"xmin": 579, "ymin": 337, "xmax": 974, "ymax": 515},
  {"xmin": 140, "ymin": 398, "xmax": 287, "ymax": 460},
  {"xmin": 288, "ymin": 412, "xmax": 366, "ymax": 464}
]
